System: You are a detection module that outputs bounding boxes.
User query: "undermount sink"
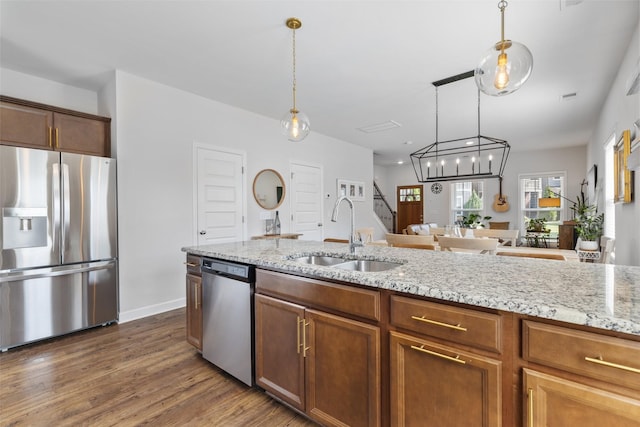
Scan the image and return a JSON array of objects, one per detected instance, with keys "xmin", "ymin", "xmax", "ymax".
[
  {"xmin": 293, "ymin": 255, "xmax": 348, "ymax": 266},
  {"xmin": 292, "ymin": 255, "xmax": 402, "ymax": 272},
  {"xmin": 332, "ymin": 259, "xmax": 402, "ymax": 272}
]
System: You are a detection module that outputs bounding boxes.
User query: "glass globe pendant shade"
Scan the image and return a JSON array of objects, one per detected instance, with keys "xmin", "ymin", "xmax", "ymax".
[
  {"xmin": 281, "ymin": 109, "xmax": 310, "ymax": 142},
  {"xmin": 475, "ymin": 40, "xmax": 533, "ymax": 96}
]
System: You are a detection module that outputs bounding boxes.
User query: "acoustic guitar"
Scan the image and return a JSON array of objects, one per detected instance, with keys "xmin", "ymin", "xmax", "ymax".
[{"xmin": 493, "ymin": 176, "xmax": 510, "ymax": 212}]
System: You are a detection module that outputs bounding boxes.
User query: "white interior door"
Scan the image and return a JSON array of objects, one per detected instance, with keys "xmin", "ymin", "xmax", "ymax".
[
  {"xmin": 290, "ymin": 162, "xmax": 323, "ymax": 241},
  {"xmin": 194, "ymin": 144, "xmax": 245, "ymax": 245}
]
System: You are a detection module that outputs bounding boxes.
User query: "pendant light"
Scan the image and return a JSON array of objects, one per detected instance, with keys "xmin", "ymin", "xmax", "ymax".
[
  {"xmin": 475, "ymin": 1, "xmax": 533, "ymax": 96},
  {"xmin": 281, "ymin": 17, "xmax": 310, "ymax": 142}
]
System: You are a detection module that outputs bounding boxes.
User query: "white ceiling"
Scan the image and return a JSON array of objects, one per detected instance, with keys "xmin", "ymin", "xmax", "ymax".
[{"xmin": 1, "ymin": 0, "xmax": 638, "ymax": 166}]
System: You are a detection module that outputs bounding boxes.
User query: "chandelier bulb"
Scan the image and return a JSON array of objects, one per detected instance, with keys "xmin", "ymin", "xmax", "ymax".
[{"xmin": 494, "ymin": 52, "xmax": 510, "ymax": 89}]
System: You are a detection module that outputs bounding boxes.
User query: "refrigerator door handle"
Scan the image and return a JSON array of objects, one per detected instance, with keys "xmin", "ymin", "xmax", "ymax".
[
  {"xmin": 52, "ymin": 162, "xmax": 61, "ymax": 254},
  {"xmin": 0, "ymin": 260, "xmax": 116, "ymax": 283},
  {"xmin": 61, "ymin": 163, "xmax": 70, "ymax": 258}
]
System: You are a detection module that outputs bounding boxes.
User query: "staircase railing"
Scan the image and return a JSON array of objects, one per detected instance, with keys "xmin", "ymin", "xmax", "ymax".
[{"xmin": 373, "ymin": 181, "xmax": 396, "ymax": 233}]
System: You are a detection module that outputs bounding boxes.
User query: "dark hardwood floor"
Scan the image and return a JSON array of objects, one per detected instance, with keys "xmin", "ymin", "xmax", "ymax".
[{"xmin": 0, "ymin": 308, "xmax": 317, "ymax": 426}]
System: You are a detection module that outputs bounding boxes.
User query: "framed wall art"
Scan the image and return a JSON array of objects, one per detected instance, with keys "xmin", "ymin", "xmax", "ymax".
[
  {"xmin": 337, "ymin": 179, "xmax": 365, "ymax": 201},
  {"xmin": 613, "ymin": 129, "xmax": 633, "ymax": 203}
]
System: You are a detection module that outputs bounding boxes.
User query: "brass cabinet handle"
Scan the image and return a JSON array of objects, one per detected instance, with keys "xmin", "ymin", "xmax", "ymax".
[
  {"xmin": 184, "ymin": 262, "xmax": 198, "ymax": 267},
  {"xmin": 584, "ymin": 356, "xmax": 640, "ymax": 374},
  {"xmin": 302, "ymin": 320, "xmax": 310, "ymax": 357},
  {"xmin": 527, "ymin": 388, "xmax": 534, "ymax": 427},
  {"xmin": 194, "ymin": 283, "xmax": 199, "ymax": 309},
  {"xmin": 297, "ymin": 316, "xmax": 302, "ymax": 354},
  {"xmin": 55, "ymin": 128, "xmax": 59, "ymax": 148},
  {"xmin": 411, "ymin": 315, "xmax": 467, "ymax": 331},
  {"xmin": 410, "ymin": 344, "xmax": 465, "ymax": 364},
  {"xmin": 48, "ymin": 127, "xmax": 53, "ymax": 148}
]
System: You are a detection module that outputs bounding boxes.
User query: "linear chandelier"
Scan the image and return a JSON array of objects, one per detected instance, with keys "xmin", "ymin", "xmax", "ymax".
[{"xmin": 410, "ymin": 71, "xmax": 510, "ymax": 183}]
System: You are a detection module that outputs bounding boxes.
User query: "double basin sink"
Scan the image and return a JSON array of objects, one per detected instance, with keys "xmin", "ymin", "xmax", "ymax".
[{"xmin": 292, "ymin": 254, "xmax": 403, "ymax": 272}]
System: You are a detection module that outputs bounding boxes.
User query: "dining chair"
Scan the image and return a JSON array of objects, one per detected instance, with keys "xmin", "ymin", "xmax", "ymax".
[
  {"xmin": 496, "ymin": 251, "xmax": 566, "ymax": 261},
  {"xmin": 385, "ymin": 233, "xmax": 435, "ymax": 250},
  {"xmin": 599, "ymin": 236, "xmax": 615, "ymax": 264},
  {"xmin": 437, "ymin": 236, "xmax": 499, "ymax": 254},
  {"xmin": 355, "ymin": 227, "xmax": 374, "ymax": 244}
]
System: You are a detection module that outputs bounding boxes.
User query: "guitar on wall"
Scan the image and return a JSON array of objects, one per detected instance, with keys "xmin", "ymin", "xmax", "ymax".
[{"xmin": 493, "ymin": 176, "xmax": 510, "ymax": 212}]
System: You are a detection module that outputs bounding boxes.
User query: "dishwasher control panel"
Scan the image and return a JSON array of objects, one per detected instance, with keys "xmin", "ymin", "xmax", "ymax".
[{"xmin": 201, "ymin": 258, "xmax": 254, "ymax": 282}]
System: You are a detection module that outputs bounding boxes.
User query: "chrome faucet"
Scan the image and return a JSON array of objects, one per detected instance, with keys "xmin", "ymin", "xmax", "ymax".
[{"xmin": 331, "ymin": 195, "xmax": 363, "ymax": 254}]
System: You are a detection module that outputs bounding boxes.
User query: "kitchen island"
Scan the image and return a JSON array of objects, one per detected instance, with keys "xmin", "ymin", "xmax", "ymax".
[{"xmin": 182, "ymin": 239, "xmax": 640, "ymax": 427}]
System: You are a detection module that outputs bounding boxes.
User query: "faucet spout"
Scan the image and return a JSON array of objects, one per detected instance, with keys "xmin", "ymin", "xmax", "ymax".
[{"xmin": 330, "ymin": 196, "xmax": 363, "ymax": 254}]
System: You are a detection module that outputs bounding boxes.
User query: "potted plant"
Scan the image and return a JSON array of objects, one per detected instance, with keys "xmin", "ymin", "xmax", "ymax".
[
  {"xmin": 575, "ymin": 211, "xmax": 604, "ymax": 250},
  {"xmin": 526, "ymin": 217, "xmax": 548, "ymax": 233},
  {"xmin": 458, "ymin": 213, "xmax": 492, "ymax": 229}
]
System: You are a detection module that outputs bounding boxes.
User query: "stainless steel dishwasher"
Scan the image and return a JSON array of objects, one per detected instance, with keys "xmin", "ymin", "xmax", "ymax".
[{"xmin": 201, "ymin": 258, "xmax": 255, "ymax": 386}]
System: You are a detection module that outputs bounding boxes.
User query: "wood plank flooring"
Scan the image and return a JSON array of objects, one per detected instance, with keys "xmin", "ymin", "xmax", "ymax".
[{"xmin": 0, "ymin": 308, "xmax": 317, "ymax": 426}]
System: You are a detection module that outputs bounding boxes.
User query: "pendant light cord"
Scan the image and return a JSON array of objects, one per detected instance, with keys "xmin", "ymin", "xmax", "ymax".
[
  {"xmin": 291, "ymin": 26, "xmax": 297, "ymax": 112},
  {"xmin": 498, "ymin": 0, "xmax": 507, "ymax": 52}
]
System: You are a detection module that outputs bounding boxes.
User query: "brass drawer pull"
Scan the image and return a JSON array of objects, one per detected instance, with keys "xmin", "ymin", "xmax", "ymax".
[
  {"xmin": 184, "ymin": 262, "xmax": 198, "ymax": 267},
  {"xmin": 411, "ymin": 315, "xmax": 467, "ymax": 331},
  {"xmin": 410, "ymin": 345, "xmax": 466, "ymax": 364},
  {"xmin": 584, "ymin": 356, "xmax": 640, "ymax": 374},
  {"xmin": 527, "ymin": 388, "xmax": 534, "ymax": 427}
]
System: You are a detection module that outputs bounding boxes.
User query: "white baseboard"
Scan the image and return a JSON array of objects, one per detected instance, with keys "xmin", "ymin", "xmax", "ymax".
[{"xmin": 118, "ymin": 297, "xmax": 186, "ymax": 323}]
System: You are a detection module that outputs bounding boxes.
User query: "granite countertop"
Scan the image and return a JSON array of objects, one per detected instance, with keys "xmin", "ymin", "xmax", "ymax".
[{"xmin": 182, "ymin": 239, "xmax": 640, "ymax": 337}]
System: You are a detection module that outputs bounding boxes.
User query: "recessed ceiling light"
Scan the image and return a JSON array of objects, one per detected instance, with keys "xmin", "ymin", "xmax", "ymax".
[
  {"xmin": 404, "ymin": 141, "xmax": 413, "ymax": 145},
  {"xmin": 397, "ymin": 160, "xmax": 404, "ymax": 165},
  {"xmin": 465, "ymin": 140, "xmax": 475, "ymax": 145}
]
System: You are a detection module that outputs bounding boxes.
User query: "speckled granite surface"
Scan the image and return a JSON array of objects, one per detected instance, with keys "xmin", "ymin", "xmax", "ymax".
[{"xmin": 182, "ymin": 239, "xmax": 640, "ymax": 336}]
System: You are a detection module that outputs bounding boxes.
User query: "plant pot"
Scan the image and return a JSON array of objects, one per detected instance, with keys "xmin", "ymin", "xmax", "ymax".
[{"xmin": 579, "ymin": 240, "xmax": 599, "ymax": 251}]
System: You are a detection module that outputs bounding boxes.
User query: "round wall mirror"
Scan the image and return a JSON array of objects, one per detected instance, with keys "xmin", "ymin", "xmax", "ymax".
[{"xmin": 253, "ymin": 169, "xmax": 286, "ymax": 210}]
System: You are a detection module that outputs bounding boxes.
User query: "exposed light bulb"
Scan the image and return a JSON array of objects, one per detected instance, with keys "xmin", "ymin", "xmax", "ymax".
[
  {"xmin": 290, "ymin": 113, "xmax": 300, "ymax": 139},
  {"xmin": 494, "ymin": 52, "xmax": 509, "ymax": 90}
]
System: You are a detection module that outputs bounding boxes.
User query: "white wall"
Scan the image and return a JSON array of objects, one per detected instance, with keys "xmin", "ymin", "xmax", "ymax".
[
  {"xmin": 587, "ymin": 22, "xmax": 640, "ymax": 267},
  {"xmin": 108, "ymin": 71, "xmax": 378, "ymax": 320},
  {"xmin": 378, "ymin": 145, "xmax": 587, "ymax": 231},
  {"xmin": 1, "ymin": 68, "xmax": 99, "ymax": 113}
]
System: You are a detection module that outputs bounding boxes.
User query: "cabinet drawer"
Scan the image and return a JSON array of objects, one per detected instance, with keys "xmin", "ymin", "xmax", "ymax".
[
  {"xmin": 523, "ymin": 321, "xmax": 640, "ymax": 391},
  {"xmin": 390, "ymin": 295, "xmax": 502, "ymax": 353},
  {"xmin": 256, "ymin": 269, "xmax": 380, "ymax": 322},
  {"xmin": 185, "ymin": 254, "xmax": 202, "ymax": 276}
]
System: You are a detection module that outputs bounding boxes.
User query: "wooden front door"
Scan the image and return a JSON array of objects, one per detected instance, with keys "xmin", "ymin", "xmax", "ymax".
[{"xmin": 397, "ymin": 185, "xmax": 423, "ymax": 232}]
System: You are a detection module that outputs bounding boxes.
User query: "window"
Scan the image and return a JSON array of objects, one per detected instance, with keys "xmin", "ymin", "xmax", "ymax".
[
  {"xmin": 450, "ymin": 181, "xmax": 486, "ymax": 224},
  {"xmin": 519, "ymin": 173, "xmax": 565, "ymax": 235}
]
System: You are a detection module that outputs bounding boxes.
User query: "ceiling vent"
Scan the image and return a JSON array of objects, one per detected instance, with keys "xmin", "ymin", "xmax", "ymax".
[
  {"xmin": 561, "ymin": 92, "xmax": 577, "ymax": 101},
  {"xmin": 358, "ymin": 120, "xmax": 402, "ymax": 133}
]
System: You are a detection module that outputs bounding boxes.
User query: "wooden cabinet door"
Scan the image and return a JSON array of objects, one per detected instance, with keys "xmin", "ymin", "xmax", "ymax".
[
  {"xmin": 54, "ymin": 113, "xmax": 110, "ymax": 157},
  {"xmin": 185, "ymin": 273, "xmax": 202, "ymax": 350},
  {"xmin": 524, "ymin": 369, "xmax": 640, "ymax": 427},
  {"xmin": 306, "ymin": 309, "xmax": 381, "ymax": 427},
  {"xmin": 390, "ymin": 331, "xmax": 502, "ymax": 427},
  {"xmin": 255, "ymin": 294, "xmax": 306, "ymax": 411},
  {"xmin": 0, "ymin": 101, "xmax": 53, "ymax": 149}
]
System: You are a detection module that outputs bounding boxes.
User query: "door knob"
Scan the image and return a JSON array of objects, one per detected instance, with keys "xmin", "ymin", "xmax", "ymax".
[{"xmin": 199, "ymin": 230, "xmax": 206, "ymax": 235}]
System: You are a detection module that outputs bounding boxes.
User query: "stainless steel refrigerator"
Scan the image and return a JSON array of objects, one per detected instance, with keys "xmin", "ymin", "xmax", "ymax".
[{"xmin": 0, "ymin": 145, "xmax": 118, "ymax": 350}]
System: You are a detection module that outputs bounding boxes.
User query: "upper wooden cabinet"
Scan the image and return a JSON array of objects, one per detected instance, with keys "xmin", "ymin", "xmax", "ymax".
[{"xmin": 0, "ymin": 96, "xmax": 111, "ymax": 157}]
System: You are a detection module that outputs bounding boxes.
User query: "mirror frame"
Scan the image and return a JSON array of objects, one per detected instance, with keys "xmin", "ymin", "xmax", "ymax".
[{"xmin": 253, "ymin": 169, "xmax": 286, "ymax": 210}]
